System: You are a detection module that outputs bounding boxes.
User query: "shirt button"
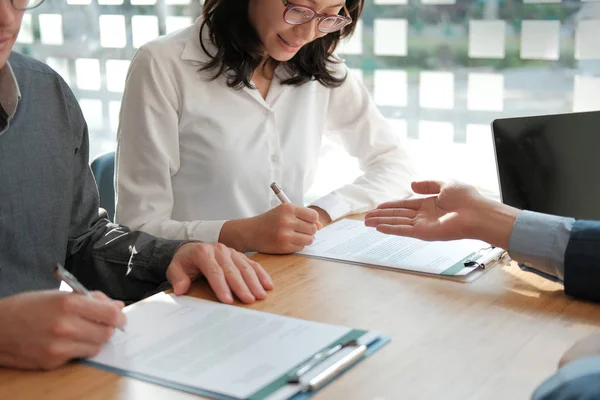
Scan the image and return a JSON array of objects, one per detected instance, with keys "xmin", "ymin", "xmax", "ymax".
[{"xmin": 270, "ymin": 154, "xmax": 280, "ymax": 163}]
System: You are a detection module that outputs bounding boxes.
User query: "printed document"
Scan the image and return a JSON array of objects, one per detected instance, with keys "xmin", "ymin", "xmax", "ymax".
[
  {"xmin": 298, "ymin": 219, "xmax": 496, "ymax": 278},
  {"xmin": 87, "ymin": 293, "xmax": 353, "ymax": 399}
]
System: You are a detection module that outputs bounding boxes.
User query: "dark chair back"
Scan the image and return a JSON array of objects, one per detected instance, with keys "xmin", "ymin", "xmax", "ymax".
[{"xmin": 90, "ymin": 151, "xmax": 115, "ymax": 222}]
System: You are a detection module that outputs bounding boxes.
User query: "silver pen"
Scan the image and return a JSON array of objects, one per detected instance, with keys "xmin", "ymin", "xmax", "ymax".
[
  {"xmin": 287, "ymin": 339, "xmax": 367, "ymax": 391},
  {"xmin": 271, "ymin": 181, "xmax": 320, "ymax": 240},
  {"xmin": 53, "ymin": 263, "xmax": 125, "ymax": 332},
  {"xmin": 270, "ymin": 182, "xmax": 292, "ymax": 204}
]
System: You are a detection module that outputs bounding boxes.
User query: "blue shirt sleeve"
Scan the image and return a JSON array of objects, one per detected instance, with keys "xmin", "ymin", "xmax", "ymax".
[
  {"xmin": 507, "ymin": 210, "xmax": 575, "ymax": 282},
  {"xmin": 532, "ymin": 356, "xmax": 600, "ymax": 400}
]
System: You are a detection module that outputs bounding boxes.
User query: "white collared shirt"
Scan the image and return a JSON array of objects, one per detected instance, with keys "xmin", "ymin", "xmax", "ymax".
[{"xmin": 115, "ymin": 18, "xmax": 414, "ymax": 243}]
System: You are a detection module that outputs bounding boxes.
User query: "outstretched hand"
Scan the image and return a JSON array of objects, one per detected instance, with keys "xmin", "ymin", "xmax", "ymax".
[
  {"xmin": 365, "ymin": 181, "xmax": 520, "ymax": 249},
  {"xmin": 365, "ymin": 181, "xmax": 483, "ymax": 240}
]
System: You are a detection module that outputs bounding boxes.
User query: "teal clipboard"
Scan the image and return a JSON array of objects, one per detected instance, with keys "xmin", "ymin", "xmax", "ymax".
[{"xmin": 80, "ymin": 330, "xmax": 390, "ymax": 400}]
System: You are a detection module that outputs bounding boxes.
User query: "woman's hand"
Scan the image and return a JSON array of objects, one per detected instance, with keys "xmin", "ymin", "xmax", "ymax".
[{"xmin": 220, "ymin": 203, "xmax": 322, "ymax": 254}]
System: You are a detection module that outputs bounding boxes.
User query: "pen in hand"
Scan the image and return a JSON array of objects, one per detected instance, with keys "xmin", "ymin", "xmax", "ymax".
[
  {"xmin": 53, "ymin": 263, "xmax": 126, "ymax": 333},
  {"xmin": 270, "ymin": 182, "xmax": 291, "ymax": 204},
  {"xmin": 271, "ymin": 181, "xmax": 322, "ymax": 236}
]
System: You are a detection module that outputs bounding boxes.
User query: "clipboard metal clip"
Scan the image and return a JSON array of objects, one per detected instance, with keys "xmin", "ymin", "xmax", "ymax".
[
  {"xmin": 464, "ymin": 247, "xmax": 507, "ymax": 270},
  {"xmin": 287, "ymin": 339, "xmax": 367, "ymax": 392}
]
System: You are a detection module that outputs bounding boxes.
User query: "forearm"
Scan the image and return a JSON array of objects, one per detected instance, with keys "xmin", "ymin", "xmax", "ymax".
[
  {"xmin": 219, "ymin": 218, "xmax": 254, "ymax": 253},
  {"xmin": 115, "ymin": 157, "xmax": 228, "ymax": 243},
  {"xmin": 69, "ymin": 137, "xmax": 184, "ymax": 302},
  {"xmin": 468, "ymin": 198, "xmax": 521, "ymax": 249},
  {"xmin": 68, "ymin": 215, "xmax": 185, "ymax": 302},
  {"xmin": 507, "ymin": 211, "xmax": 574, "ymax": 282},
  {"xmin": 309, "ymin": 206, "xmax": 332, "ymax": 226},
  {"xmin": 312, "ymin": 162, "xmax": 413, "ymax": 222},
  {"xmin": 466, "ymin": 197, "xmax": 574, "ymax": 283},
  {"xmin": 127, "ymin": 216, "xmax": 228, "ymax": 244}
]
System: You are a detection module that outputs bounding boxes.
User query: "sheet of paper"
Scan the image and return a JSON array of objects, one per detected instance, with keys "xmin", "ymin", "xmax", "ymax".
[
  {"xmin": 298, "ymin": 219, "xmax": 491, "ymax": 276},
  {"xmin": 87, "ymin": 293, "xmax": 352, "ymax": 399}
]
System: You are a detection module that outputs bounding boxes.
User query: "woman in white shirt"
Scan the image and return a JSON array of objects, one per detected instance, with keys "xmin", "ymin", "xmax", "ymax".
[{"xmin": 115, "ymin": 0, "xmax": 413, "ymax": 254}]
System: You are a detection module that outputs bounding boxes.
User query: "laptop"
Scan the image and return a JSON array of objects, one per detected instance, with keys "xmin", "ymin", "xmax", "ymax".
[{"xmin": 492, "ymin": 111, "xmax": 600, "ymax": 220}]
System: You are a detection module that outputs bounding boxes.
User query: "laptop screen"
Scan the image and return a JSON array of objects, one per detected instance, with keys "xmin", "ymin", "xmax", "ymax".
[{"xmin": 492, "ymin": 111, "xmax": 600, "ymax": 220}]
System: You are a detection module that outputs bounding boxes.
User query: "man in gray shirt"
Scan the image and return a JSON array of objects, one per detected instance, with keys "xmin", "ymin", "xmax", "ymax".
[{"xmin": 0, "ymin": 0, "xmax": 273, "ymax": 370}]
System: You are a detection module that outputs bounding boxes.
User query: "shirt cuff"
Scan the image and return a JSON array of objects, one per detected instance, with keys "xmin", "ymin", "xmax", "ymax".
[
  {"xmin": 191, "ymin": 220, "xmax": 227, "ymax": 243},
  {"xmin": 309, "ymin": 192, "xmax": 354, "ymax": 221},
  {"xmin": 507, "ymin": 210, "xmax": 574, "ymax": 281},
  {"xmin": 532, "ymin": 356, "xmax": 600, "ymax": 400}
]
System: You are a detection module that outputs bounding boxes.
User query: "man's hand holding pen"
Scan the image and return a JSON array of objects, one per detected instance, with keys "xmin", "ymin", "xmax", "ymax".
[{"xmin": 0, "ymin": 290, "xmax": 125, "ymax": 370}]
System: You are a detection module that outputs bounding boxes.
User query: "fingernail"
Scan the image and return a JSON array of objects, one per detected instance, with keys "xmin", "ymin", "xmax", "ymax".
[
  {"xmin": 224, "ymin": 293, "xmax": 234, "ymax": 303},
  {"xmin": 113, "ymin": 300, "xmax": 125, "ymax": 308},
  {"xmin": 118, "ymin": 314, "xmax": 127, "ymax": 329}
]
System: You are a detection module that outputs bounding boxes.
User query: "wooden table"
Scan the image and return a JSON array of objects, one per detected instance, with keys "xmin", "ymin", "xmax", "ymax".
[{"xmin": 2, "ymin": 253, "xmax": 600, "ymax": 399}]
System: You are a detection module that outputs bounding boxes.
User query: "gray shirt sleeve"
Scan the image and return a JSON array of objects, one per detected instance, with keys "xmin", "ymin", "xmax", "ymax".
[
  {"xmin": 62, "ymin": 80, "xmax": 188, "ymax": 303},
  {"xmin": 532, "ymin": 356, "xmax": 600, "ymax": 400},
  {"xmin": 507, "ymin": 210, "xmax": 575, "ymax": 281}
]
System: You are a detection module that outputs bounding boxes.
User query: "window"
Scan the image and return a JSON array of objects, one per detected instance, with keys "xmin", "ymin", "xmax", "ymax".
[
  {"xmin": 15, "ymin": 0, "xmax": 200, "ymax": 160},
  {"xmin": 15, "ymin": 0, "xmax": 600, "ymax": 199}
]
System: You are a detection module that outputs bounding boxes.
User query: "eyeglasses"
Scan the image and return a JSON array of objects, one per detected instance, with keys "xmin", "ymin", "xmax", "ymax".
[
  {"xmin": 11, "ymin": 0, "xmax": 45, "ymax": 10},
  {"xmin": 281, "ymin": 0, "xmax": 352, "ymax": 34}
]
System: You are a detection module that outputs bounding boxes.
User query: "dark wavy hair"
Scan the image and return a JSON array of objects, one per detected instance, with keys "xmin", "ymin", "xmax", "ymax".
[{"xmin": 199, "ymin": 0, "xmax": 364, "ymax": 89}]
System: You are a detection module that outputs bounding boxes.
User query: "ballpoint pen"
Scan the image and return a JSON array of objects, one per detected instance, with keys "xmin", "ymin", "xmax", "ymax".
[
  {"xmin": 288, "ymin": 339, "xmax": 359, "ymax": 381},
  {"xmin": 270, "ymin": 181, "xmax": 291, "ymax": 204},
  {"xmin": 53, "ymin": 262, "xmax": 125, "ymax": 332},
  {"xmin": 271, "ymin": 182, "xmax": 320, "ymax": 239},
  {"xmin": 287, "ymin": 339, "xmax": 367, "ymax": 391}
]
